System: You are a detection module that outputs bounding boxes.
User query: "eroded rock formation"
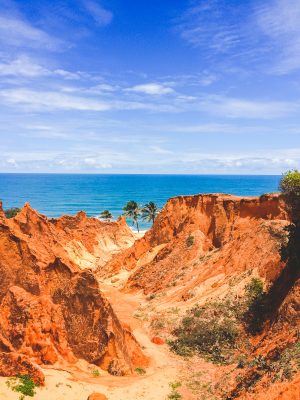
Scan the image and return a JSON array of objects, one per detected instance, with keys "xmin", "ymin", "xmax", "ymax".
[
  {"xmin": 99, "ymin": 193, "xmax": 300, "ymax": 398},
  {"xmin": 100, "ymin": 194, "xmax": 289, "ymax": 296},
  {"xmin": 0, "ymin": 202, "xmax": 147, "ymax": 384}
]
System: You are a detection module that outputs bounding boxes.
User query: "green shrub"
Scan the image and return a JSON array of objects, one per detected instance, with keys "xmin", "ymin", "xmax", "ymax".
[
  {"xmin": 168, "ymin": 391, "xmax": 182, "ymax": 400},
  {"xmin": 147, "ymin": 294, "xmax": 156, "ymax": 301},
  {"xmin": 91, "ymin": 368, "xmax": 100, "ymax": 377},
  {"xmin": 168, "ymin": 300, "xmax": 239, "ymax": 364},
  {"xmin": 186, "ymin": 235, "xmax": 194, "ymax": 247},
  {"xmin": 280, "ymin": 170, "xmax": 300, "ymax": 224},
  {"xmin": 4, "ymin": 207, "xmax": 21, "ymax": 219},
  {"xmin": 6, "ymin": 375, "xmax": 37, "ymax": 397},
  {"xmin": 135, "ymin": 367, "xmax": 146, "ymax": 375},
  {"xmin": 243, "ymin": 278, "xmax": 267, "ymax": 334},
  {"xmin": 168, "ymin": 382, "xmax": 182, "ymax": 400}
]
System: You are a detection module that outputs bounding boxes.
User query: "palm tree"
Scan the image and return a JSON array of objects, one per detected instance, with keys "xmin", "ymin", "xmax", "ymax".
[
  {"xmin": 123, "ymin": 200, "xmax": 141, "ymax": 232},
  {"xmin": 142, "ymin": 202, "xmax": 159, "ymax": 225},
  {"xmin": 99, "ymin": 210, "xmax": 113, "ymax": 221}
]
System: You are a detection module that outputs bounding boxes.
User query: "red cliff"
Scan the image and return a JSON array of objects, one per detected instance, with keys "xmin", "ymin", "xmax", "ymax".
[{"xmin": 0, "ymin": 203, "xmax": 147, "ymax": 384}]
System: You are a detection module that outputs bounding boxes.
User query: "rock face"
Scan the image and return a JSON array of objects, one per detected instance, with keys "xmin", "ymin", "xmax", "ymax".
[
  {"xmin": 100, "ymin": 193, "xmax": 300, "ymax": 399},
  {"xmin": 0, "ymin": 203, "xmax": 147, "ymax": 383},
  {"xmin": 100, "ymin": 194, "xmax": 289, "ymax": 298},
  {"xmin": 87, "ymin": 393, "xmax": 108, "ymax": 400},
  {"xmin": 6, "ymin": 203, "xmax": 135, "ymax": 271}
]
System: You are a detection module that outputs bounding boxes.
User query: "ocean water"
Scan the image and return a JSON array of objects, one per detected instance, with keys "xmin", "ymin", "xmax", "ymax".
[{"xmin": 0, "ymin": 174, "xmax": 281, "ymax": 229}]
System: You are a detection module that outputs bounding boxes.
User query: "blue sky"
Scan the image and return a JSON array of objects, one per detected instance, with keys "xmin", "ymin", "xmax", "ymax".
[{"xmin": 0, "ymin": 0, "xmax": 299, "ymax": 174}]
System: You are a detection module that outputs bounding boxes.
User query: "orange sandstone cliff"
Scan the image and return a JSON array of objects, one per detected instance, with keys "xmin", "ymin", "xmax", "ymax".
[
  {"xmin": 0, "ymin": 193, "xmax": 299, "ymax": 400},
  {"xmin": 0, "ymin": 202, "xmax": 147, "ymax": 384},
  {"xmin": 99, "ymin": 193, "xmax": 300, "ymax": 399},
  {"xmin": 99, "ymin": 194, "xmax": 289, "ymax": 296}
]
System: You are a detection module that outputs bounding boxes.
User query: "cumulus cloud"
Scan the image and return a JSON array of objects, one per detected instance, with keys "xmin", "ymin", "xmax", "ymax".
[
  {"xmin": 0, "ymin": 55, "xmax": 50, "ymax": 77},
  {"xmin": 0, "ymin": 56, "xmax": 86, "ymax": 80},
  {"xmin": 1, "ymin": 149, "xmax": 299, "ymax": 174},
  {"xmin": 125, "ymin": 83, "xmax": 174, "ymax": 95}
]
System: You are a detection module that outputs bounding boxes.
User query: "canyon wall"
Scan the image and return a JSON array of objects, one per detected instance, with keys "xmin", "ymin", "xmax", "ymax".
[
  {"xmin": 0, "ymin": 202, "xmax": 147, "ymax": 384},
  {"xmin": 100, "ymin": 194, "xmax": 289, "ymax": 298}
]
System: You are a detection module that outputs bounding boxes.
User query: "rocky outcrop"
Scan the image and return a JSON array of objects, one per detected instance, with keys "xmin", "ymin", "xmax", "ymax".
[
  {"xmin": 98, "ymin": 192, "xmax": 300, "ymax": 400},
  {"xmin": 87, "ymin": 393, "xmax": 108, "ymax": 400},
  {"xmin": 7, "ymin": 203, "xmax": 135, "ymax": 271},
  {"xmin": 100, "ymin": 194, "xmax": 289, "ymax": 298},
  {"xmin": 0, "ymin": 203, "xmax": 147, "ymax": 383}
]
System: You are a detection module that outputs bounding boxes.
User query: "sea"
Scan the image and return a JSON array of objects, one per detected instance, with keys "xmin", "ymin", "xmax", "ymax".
[{"xmin": 0, "ymin": 174, "xmax": 281, "ymax": 229}]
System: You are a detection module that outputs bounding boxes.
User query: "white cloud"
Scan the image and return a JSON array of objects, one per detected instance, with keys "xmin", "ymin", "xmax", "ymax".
[
  {"xmin": 54, "ymin": 69, "xmax": 81, "ymax": 80},
  {"xmin": 176, "ymin": 1, "xmax": 243, "ymax": 51},
  {"xmin": 0, "ymin": 88, "xmax": 178, "ymax": 113},
  {"xmin": 150, "ymin": 146, "xmax": 173, "ymax": 155},
  {"xmin": 199, "ymin": 95, "xmax": 298, "ymax": 119},
  {"xmin": 0, "ymin": 55, "xmax": 49, "ymax": 77},
  {"xmin": 0, "ymin": 89, "xmax": 111, "ymax": 111},
  {"xmin": 177, "ymin": 0, "xmax": 300, "ymax": 74},
  {"xmin": 0, "ymin": 15, "xmax": 61, "ymax": 50},
  {"xmin": 125, "ymin": 83, "xmax": 174, "ymax": 95},
  {"xmin": 1, "ymin": 148, "xmax": 299, "ymax": 174},
  {"xmin": 0, "ymin": 56, "xmax": 85, "ymax": 80},
  {"xmin": 255, "ymin": 0, "xmax": 300, "ymax": 74},
  {"xmin": 83, "ymin": 0, "xmax": 113, "ymax": 26}
]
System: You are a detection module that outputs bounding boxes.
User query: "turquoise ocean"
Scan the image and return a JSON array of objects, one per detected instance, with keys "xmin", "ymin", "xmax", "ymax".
[{"xmin": 0, "ymin": 174, "xmax": 281, "ymax": 229}]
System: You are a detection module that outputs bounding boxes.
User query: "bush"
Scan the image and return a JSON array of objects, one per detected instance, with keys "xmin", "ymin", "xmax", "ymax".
[
  {"xmin": 168, "ymin": 300, "xmax": 239, "ymax": 364},
  {"xmin": 280, "ymin": 170, "xmax": 300, "ymax": 224},
  {"xmin": 242, "ymin": 278, "xmax": 267, "ymax": 334},
  {"xmin": 279, "ymin": 171, "xmax": 300, "ymax": 286},
  {"xmin": 168, "ymin": 382, "xmax": 182, "ymax": 400},
  {"xmin": 135, "ymin": 367, "xmax": 146, "ymax": 375},
  {"xmin": 186, "ymin": 235, "xmax": 194, "ymax": 247},
  {"xmin": 6, "ymin": 374, "xmax": 37, "ymax": 397},
  {"xmin": 168, "ymin": 279, "xmax": 268, "ymax": 364},
  {"xmin": 4, "ymin": 207, "xmax": 21, "ymax": 219},
  {"xmin": 91, "ymin": 368, "xmax": 100, "ymax": 377}
]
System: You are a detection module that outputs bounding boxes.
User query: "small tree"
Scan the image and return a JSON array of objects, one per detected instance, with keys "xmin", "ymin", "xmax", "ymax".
[
  {"xmin": 99, "ymin": 210, "xmax": 113, "ymax": 221},
  {"xmin": 279, "ymin": 170, "xmax": 300, "ymax": 269},
  {"xmin": 142, "ymin": 202, "xmax": 159, "ymax": 225},
  {"xmin": 280, "ymin": 170, "xmax": 300, "ymax": 225},
  {"xmin": 123, "ymin": 200, "xmax": 141, "ymax": 232},
  {"xmin": 4, "ymin": 207, "xmax": 21, "ymax": 219}
]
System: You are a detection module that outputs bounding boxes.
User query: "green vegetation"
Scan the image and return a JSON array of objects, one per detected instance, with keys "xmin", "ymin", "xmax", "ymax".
[
  {"xmin": 186, "ymin": 235, "xmax": 195, "ymax": 247},
  {"xmin": 6, "ymin": 375, "xmax": 38, "ymax": 398},
  {"xmin": 123, "ymin": 200, "xmax": 141, "ymax": 232},
  {"xmin": 231, "ymin": 342, "xmax": 300, "ymax": 396},
  {"xmin": 168, "ymin": 299, "xmax": 239, "ymax": 364},
  {"xmin": 4, "ymin": 207, "xmax": 21, "ymax": 219},
  {"xmin": 99, "ymin": 210, "xmax": 113, "ymax": 220},
  {"xmin": 91, "ymin": 368, "xmax": 100, "ymax": 377},
  {"xmin": 135, "ymin": 367, "xmax": 146, "ymax": 375},
  {"xmin": 279, "ymin": 171, "xmax": 300, "ymax": 275},
  {"xmin": 242, "ymin": 278, "xmax": 267, "ymax": 334},
  {"xmin": 167, "ymin": 382, "xmax": 182, "ymax": 400},
  {"xmin": 142, "ymin": 201, "xmax": 159, "ymax": 225},
  {"xmin": 280, "ymin": 170, "xmax": 300, "ymax": 224},
  {"xmin": 168, "ymin": 278, "xmax": 266, "ymax": 364},
  {"xmin": 123, "ymin": 200, "xmax": 160, "ymax": 230},
  {"xmin": 146, "ymin": 293, "xmax": 156, "ymax": 301}
]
